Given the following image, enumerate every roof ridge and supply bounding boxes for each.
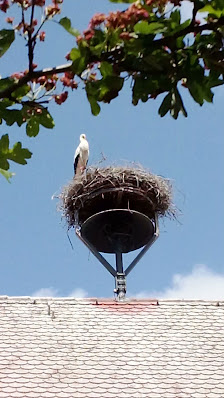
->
[0,296,223,306]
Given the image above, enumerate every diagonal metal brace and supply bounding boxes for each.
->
[125,213,159,276]
[76,228,116,277]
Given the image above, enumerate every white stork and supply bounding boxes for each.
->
[74,134,89,176]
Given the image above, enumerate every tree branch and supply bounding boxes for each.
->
[1,16,224,101]
[156,17,224,48]
[28,0,35,73]
[0,63,72,99]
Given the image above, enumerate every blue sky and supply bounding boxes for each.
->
[0,1,224,299]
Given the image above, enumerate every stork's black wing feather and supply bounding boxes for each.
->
[74,153,80,175]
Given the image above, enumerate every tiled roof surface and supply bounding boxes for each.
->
[0,297,224,398]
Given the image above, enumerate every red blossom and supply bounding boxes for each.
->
[65,52,71,60]
[89,73,97,81]
[15,22,23,31]
[106,4,149,29]
[64,71,74,79]
[60,76,71,87]
[23,20,37,34]
[60,72,77,89]
[34,0,45,5]
[76,35,83,44]
[70,81,78,89]
[54,91,68,105]
[35,108,42,114]
[6,16,14,23]
[23,63,38,75]
[181,78,187,87]
[120,32,132,40]
[37,75,58,90]
[39,31,46,41]
[51,74,58,81]
[45,5,60,16]
[11,72,25,79]
[37,76,47,84]
[170,0,181,5]
[83,29,94,41]
[12,0,30,7]
[0,0,9,12]
[89,13,106,29]
[45,81,55,91]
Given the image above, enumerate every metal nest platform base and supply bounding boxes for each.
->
[76,209,159,300]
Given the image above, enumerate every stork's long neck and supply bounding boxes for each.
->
[80,139,89,151]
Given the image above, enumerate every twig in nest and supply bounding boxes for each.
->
[59,166,176,228]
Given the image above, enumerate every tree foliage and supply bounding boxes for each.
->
[0,0,224,180]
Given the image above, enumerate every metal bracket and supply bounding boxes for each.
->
[114,273,126,300]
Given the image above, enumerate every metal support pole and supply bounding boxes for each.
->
[116,252,123,273]
[76,228,116,277]
[125,214,159,276]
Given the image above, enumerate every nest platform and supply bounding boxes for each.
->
[60,166,174,228]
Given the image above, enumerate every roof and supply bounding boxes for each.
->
[0,296,224,398]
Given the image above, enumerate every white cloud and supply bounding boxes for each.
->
[31,286,88,298]
[32,287,59,297]
[134,265,224,300]
[69,288,88,298]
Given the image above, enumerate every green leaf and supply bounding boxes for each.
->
[0,133,9,152]
[0,156,9,170]
[0,134,32,174]
[159,88,187,119]
[159,92,172,117]
[0,29,15,58]
[87,95,101,116]
[132,76,160,104]
[59,17,80,37]
[11,84,30,99]
[8,142,32,165]
[0,77,15,93]
[0,168,14,182]
[0,98,13,108]
[172,88,187,118]
[187,80,213,105]
[37,108,55,129]
[199,5,224,17]
[134,21,166,35]
[170,9,181,25]
[26,117,40,137]
[100,62,114,78]
[70,48,81,61]
[70,48,87,74]
[0,108,24,126]
[98,76,124,102]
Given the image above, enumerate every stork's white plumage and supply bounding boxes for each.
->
[74,134,89,176]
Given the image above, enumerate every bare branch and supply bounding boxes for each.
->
[28,0,35,73]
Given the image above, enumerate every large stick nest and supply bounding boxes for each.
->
[60,166,175,228]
